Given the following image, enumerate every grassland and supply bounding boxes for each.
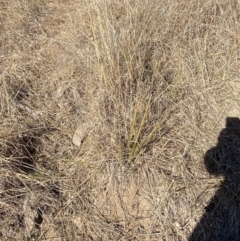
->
[0,0,240,240]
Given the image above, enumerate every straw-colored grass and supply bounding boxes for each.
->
[1,0,240,240]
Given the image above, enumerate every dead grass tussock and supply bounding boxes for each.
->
[0,0,240,240]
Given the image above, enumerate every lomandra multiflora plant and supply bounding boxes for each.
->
[86,0,182,166]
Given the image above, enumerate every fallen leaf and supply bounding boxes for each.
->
[72,123,90,146]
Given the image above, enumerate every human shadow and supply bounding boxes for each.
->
[189,117,240,241]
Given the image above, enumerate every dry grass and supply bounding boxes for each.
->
[0,0,240,240]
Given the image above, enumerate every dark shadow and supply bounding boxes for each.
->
[6,134,39,173]
[189,117,240,241]
[2,127,57,174]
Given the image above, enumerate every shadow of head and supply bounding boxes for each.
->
[204,117,240,176]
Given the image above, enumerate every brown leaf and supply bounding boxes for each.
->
[72,123,90,146]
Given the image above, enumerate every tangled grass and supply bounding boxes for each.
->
[0,0,240,240]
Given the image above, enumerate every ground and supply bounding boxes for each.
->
[0,0,240,240]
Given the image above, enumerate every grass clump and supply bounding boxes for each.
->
[85,0,183,167]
